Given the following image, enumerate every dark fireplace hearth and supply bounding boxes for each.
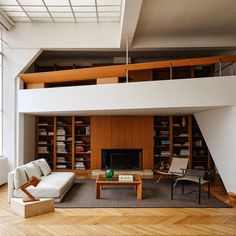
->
[102,149,142,170]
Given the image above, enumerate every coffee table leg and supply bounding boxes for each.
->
[96,184,101,199]
[137,183,142,200]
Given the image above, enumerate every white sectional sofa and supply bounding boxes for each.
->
[8,159,76,203]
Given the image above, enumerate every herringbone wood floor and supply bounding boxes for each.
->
[0,180,236,236]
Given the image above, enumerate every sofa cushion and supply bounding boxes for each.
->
[32,160,43,176]
[14,166,28,190]
[24,162,41,180]
[38,159,51,176]
[14,172,75,198]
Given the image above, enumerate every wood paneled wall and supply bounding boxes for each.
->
[91,116,153,169]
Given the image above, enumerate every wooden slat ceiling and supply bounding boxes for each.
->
[19,55,236,84]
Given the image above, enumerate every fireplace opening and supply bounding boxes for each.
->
[102,149,142,170]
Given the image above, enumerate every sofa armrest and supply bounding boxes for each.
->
[0,157,8,185]
[8,171,15,204]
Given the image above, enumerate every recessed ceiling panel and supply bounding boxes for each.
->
[0,0,123,22]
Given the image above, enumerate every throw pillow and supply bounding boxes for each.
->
[24,162,41,180]
[14,166,28,190]
[32,160,42,176]
[38,159,51,176]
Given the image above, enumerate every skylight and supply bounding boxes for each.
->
[0,0,122,23]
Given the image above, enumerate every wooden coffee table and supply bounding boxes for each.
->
[96,174,142,200]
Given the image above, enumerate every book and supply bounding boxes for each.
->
[118,175,133,182]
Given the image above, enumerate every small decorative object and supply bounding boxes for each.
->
[105,169,114,179]
[20,176,40,202]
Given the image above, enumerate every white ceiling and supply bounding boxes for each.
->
[0,0,122,23]
[132,0,236,49]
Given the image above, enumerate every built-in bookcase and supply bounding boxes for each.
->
[153,115,212,171]
[35,115,91,173]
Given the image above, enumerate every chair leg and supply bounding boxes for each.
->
[171,174,174,200]
[156,175,162,184]
[199,178,201,204]
[208,181,210,199]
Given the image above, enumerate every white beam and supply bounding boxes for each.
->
[0,10,14,30]
[120,0,143,49]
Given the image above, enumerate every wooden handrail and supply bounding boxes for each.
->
[19,55,236,84]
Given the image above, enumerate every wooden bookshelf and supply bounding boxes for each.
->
[36,115,212,173]
[153,115,212,171]
[35,115,91,173]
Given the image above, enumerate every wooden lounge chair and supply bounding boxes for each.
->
[155,157,189,183]
[171,169,211,204]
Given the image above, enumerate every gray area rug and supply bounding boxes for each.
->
[56,180,230,208]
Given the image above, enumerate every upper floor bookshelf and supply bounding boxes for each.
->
[20,55,236,89]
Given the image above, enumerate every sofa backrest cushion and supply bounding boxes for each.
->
[32,160,43,176]
[38,159,51,176]
[14,166,28,190]
[24,162,41,180]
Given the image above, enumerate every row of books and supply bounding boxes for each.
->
[194,139,204,147]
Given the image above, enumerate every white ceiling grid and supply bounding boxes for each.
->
[0,0,122,22]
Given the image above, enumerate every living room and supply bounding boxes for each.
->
[1,0,236,235]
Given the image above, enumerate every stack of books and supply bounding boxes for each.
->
[57,156,66,163]
[160,150,170,156]
[57,142,67,153]
[38,122,48,126]
[38,129,47,135]
[75,162,85,170]
[75,120,83,125]
[161,140,170,146]
[75,145,84,154]
[159,130,169,137]
[118,175,133,182]
[180,149,189,155]
[38,141,47,145]
[56,164,67,169]
[38,146,49,153]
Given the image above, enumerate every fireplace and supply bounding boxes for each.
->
[102,149,142,170]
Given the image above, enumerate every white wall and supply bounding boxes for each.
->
[4,23,121,49]
[18,76,236,114]
[195,107,236,193]
[22,114,35,165]
[3,47,40,170]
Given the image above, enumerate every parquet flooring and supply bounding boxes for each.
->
[0,179,236,236]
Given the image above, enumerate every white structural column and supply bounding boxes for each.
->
[195,107,236,193]
[3,47,41,170]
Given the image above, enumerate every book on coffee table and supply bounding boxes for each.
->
[118,175,133,182]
